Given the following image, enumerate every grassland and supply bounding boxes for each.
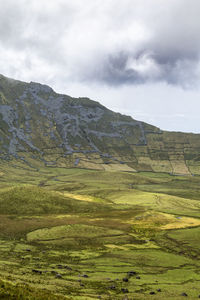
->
[1,162,200,299]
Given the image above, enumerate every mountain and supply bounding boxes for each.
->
[0,74,200,175]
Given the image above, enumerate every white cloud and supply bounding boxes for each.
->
[0,0,199,132]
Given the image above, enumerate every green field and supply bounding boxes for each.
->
[1,163,200,299]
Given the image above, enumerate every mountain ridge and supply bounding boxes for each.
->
[0,74,200,175]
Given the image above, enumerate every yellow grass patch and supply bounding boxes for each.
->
[54,214,78,219]
[105,242,159,250]
[170,159,191,175]
[126,211,200,230]
[62,192,96,202]
[78,160,104,170]
[138,157,172,173]
[102,163,136,172]
[109,189,200,213]
[105,244,128,250]
[161,216,200,230]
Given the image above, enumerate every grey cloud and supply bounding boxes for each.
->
[80,50,199,88]
[0,0,200,88]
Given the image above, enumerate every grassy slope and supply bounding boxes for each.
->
[1,164,200,299]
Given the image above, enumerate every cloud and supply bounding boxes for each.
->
[0,0,200,88]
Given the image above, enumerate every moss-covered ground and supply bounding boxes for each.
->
[1,163,200,299]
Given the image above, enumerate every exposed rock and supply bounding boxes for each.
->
[32,269,42,275]
[181,293,188,297]
[109,285,116,290]
[121,288,129,293]
[149,291,156,295]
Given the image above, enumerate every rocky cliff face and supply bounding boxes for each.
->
[0,74,200,174]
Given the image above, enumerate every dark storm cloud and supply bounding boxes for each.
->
[93,52,146,85]
[0,0,200,87]
[98,51,199,87]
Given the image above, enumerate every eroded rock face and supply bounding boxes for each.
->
[0,74,200,174]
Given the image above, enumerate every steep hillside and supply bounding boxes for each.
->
[0,74,200,174]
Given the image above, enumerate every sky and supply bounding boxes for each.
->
[0,0,199,133]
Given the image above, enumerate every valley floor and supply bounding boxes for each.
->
[1,163,200,299]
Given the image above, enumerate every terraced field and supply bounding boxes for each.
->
[1,164,200,299]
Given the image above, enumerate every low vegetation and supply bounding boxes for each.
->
[1,163,200,299]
